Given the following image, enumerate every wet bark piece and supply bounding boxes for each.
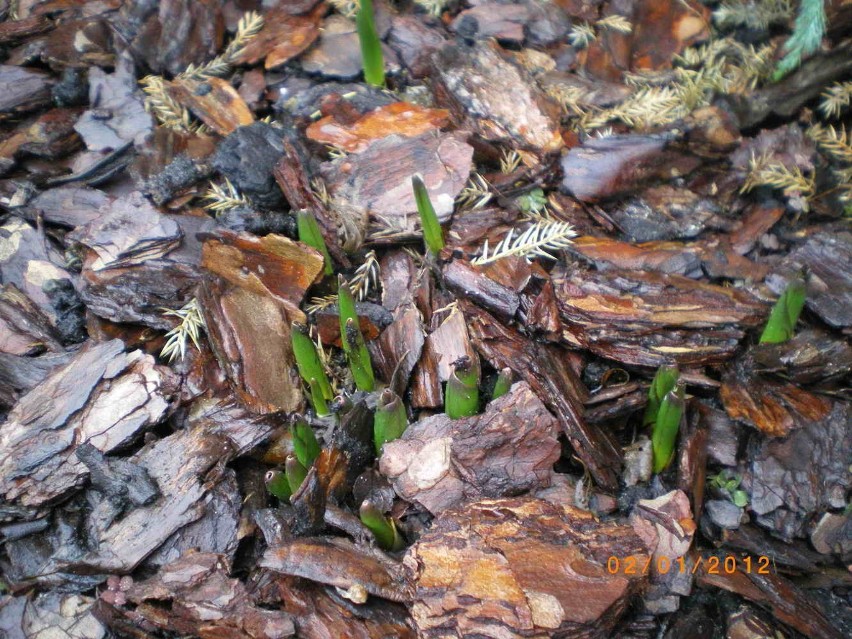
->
[560,134,701,202]
[405,497,648,638]
[199,278,304,414]
[0,351,74,408]
[371,303,425,392]
[752,329,852,385]
[0,217,70,321]
[443,260,520,320]
[0,65,53,117]
[450,3,531,42]
[116,552,295,639]
[698,568,844,639]
[74,52,152,152]
[70,191,182,271]
[307,102,451,153]
[550,265,764,367]
[0,284,63,355]
[169,76,255,136]
[571,236,704,277]
[0,339,176,507]
[201,229,323,317]
[212,122,286,208]
[387,15,447,78]
[630,0,710,70]
[26,186,110,229]
[431,40,563,153]
[301,15,399,80]
[767,231,852,329]
[232,3,324,69]
[0,108,82,173]
[462,301,622,490]
[380,382,559,514]
[720,355,832,437]
[746,401,849,541]
[0,14,53,45]
[129,0,223,76]
[610,185,721,243]
[321,130,472,235]
[419,307,476,384]
[21,593,106,639]
[273,576,415,639]
[261,537,411,603]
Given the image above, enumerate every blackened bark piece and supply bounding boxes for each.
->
[169,76,254,136]
[431,40,563,153]
[380,382,560,514]
[74,52,152,152]
[0,284,63,355]
[0,217,70,322]
[76,442,160,514]
[199,279,304,414]
[273,576,415,638]
[550,265,765,367]
[698,567,844,639]
[112,552,295,638]
[0,65,53,117]
[321,130,473,236]
[560,134,701,201]
[746,401,849,541]
[609,185,721,243]
[443,260,520,320]
[720,355,832,437]
[129,0,224,77]
[201,229,323,317]
[70,192,182,271]
[261,537,411,603]
[212,122,286,208]
[766,231,852,329]
[405,497,648,638]
[290,448,349,536]
[0,339,176,507]
[463,300,622,490]
[753,329,852,385]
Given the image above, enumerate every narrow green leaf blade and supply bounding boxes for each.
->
[291,419,322,468]
[356,0,385,87]
[759,278,806,344]
[651,384,684,474]
[412,175,444,254]
[297,209,333,276]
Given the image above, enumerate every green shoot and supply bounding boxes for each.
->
[374,389,408,454]
[772,0,826,81]
[264,469,292,501]
[446,356,479,419]
[338,275,375,391]
[291,322,334,402]
[309,379,330,416]
[710,471,749,508]
[412,175,444,254]
[285,454,308,494]
[759,278,806,344]
[297,210,333,276]
[291,419,322,468]
[356,0,385,87]
[491,368,513,401]
[359,500,404,551]
[651,383,685,474]
[643,365,679,428]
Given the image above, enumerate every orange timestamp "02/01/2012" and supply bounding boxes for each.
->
[606,554,774,576]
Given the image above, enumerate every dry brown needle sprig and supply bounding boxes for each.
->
[741,152,816,204]
[141,11,264,132]
[472,220,576,266]
[160,298,206,362]
[807,124,852,164]
[820,82,852,119]
[457,173,493,210]
[203,178,251,212]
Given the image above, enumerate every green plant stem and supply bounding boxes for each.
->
[446,356,479,419]
[374,389,408,454]
[356,0,385,87]
[291,322,333,401]
[643,365,679,427]
[309,378,330,416]
[759,278,806,344]
[412,175,444,254]
[491,368,513,401]
[264,469,292,501]
[651,384,685,473]
[291,419,322,468]
[359,500,404,551]
[297,210,333,276]
[338,276,375,391]
[285,454,308,494]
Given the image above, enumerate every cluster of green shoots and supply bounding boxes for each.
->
[644,365,685,474]
[709,470,749,508]
[265,419,322,502]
